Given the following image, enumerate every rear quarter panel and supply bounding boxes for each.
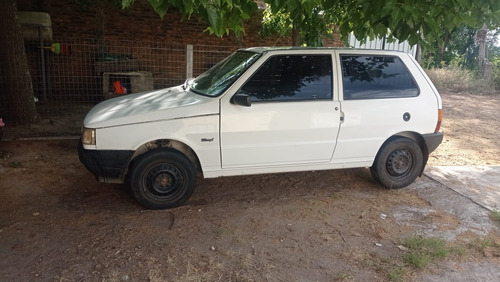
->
[332,51,441,163]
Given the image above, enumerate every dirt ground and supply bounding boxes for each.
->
[0,92,499,281]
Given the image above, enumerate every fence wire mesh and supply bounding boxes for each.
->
[26,39,236,103]
[0,39,236,139]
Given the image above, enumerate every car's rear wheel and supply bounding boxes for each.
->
[371,137,424,189]
[129,149,196,209]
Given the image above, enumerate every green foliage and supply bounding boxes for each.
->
[260,5,292,38]
[491,46,500,90]
[421,25,479,69]
[123,0,258,37]
[344,0,499,49]
[125,0,500,49]
[387,266,406,282]
[261,0,499,47]
[261,0,335,46]
[490,210,500,222]
[8,161,23,168]
[468,236,500,257]
[403,236,450,268]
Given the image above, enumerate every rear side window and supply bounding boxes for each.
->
[340,55,419,100]
[238,55,332,102]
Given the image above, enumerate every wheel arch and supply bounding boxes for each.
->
[129,139,202,176]
[377,131,429,176]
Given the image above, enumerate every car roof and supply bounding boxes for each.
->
[240,46,407,55]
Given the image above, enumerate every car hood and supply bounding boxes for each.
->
[84,86,219,128]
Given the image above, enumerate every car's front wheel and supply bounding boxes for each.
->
[371,137,424,189]
[129,149,196,209]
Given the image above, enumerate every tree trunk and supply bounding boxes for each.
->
[476,24,491,79]
[291,23,301,46]
[415,44,422,63]
[438,31,451,63]
[0,0,39,125]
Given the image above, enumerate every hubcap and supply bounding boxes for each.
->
[145,164,184,197]
[386,149,413,177]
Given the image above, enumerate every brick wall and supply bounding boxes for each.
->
[17,0,344,104]
[18,0,343,48]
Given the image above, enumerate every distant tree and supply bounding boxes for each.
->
[0,0,38,125]
[421,25,479,69]
[421,26,500,71]
[491,43,500,89]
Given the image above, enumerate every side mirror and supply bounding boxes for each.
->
[231,93,251,107]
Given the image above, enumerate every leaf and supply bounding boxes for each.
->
[323,0,335,10]
[148,0,170,18]
[121,0,135,9]
[206,5,224,37]
[391,7,402,25]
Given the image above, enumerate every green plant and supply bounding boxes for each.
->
[469,237,499,253]
[213,226,225,239]
[334,272,352,281]
[490,210,500,223]
[8,161,22,168]
[388,266,406,282]
[492,53,500,90]
[403,236,450,268]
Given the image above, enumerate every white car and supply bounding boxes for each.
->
[79,47,443,209]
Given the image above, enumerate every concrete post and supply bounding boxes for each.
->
[186,44,193,79]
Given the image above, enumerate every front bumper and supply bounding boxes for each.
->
[78,141,135,183]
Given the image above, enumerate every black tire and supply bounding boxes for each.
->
[129,149,196,209]
[370,137,424,189]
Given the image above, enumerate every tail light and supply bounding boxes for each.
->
[434,109,442,133]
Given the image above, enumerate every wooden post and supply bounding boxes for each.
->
[476,24,492,80]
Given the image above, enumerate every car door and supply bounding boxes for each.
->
[220,52,341,168]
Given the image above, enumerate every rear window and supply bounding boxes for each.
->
[340,55,419,100]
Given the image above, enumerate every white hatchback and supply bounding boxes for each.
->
[79,47,443,209]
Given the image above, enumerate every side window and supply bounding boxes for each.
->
[238,55,332,102]
[340,55,419,100]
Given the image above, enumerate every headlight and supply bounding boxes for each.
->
[81,127,96,145]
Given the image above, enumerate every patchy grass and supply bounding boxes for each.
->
[489,210,500,223]
[387,266,406,282]
[368,234,495,281]
[403,236,450,268]
[8,161,23,168]
[148,268,163,282]
[334,272,352,281]
[468,237,500,257]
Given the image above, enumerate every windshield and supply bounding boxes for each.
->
[189,51,261,97]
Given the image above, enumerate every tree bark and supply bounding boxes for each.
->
[291,23,301,46]
[0,0,39,125]
[476,24,490,78]
[438,31,451,63]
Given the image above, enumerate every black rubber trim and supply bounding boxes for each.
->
[78,141,134,183]
[422,132,444,154]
